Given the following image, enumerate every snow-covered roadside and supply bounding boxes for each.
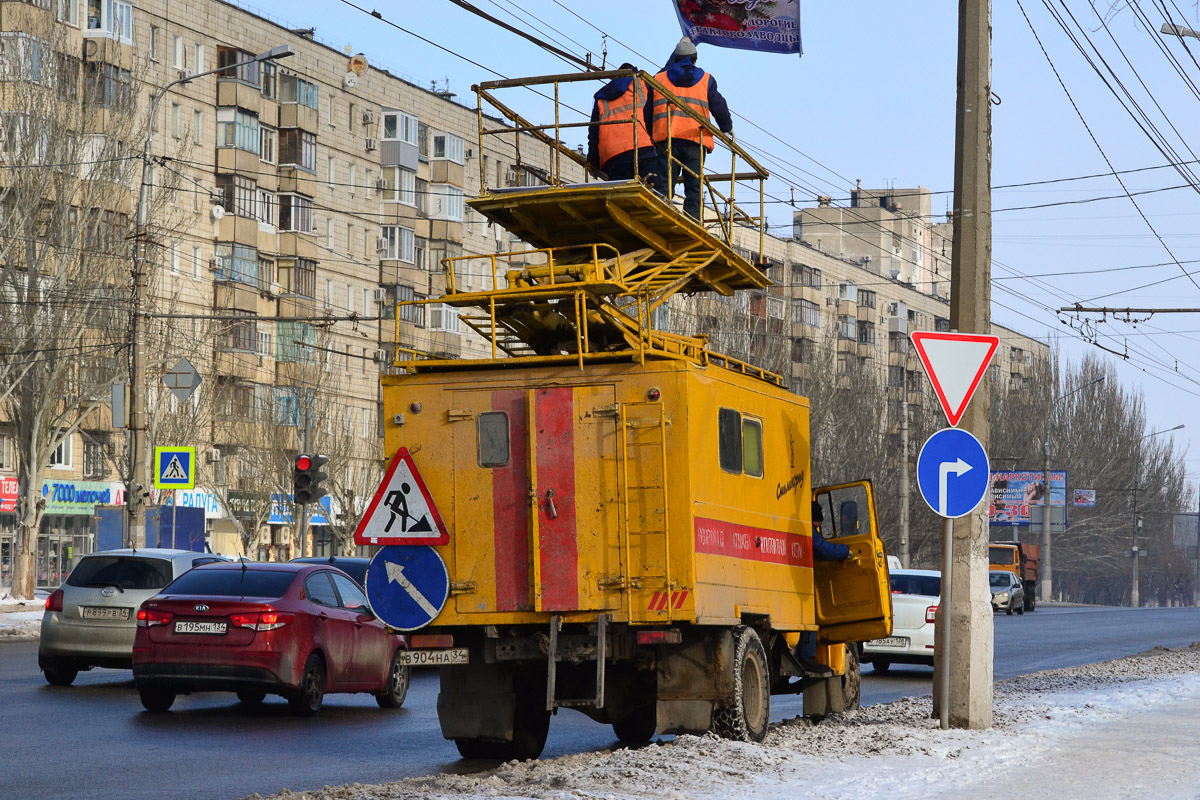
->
[241,643,1200,800]
[0,594,43,639]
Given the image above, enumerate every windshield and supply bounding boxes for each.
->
[889,573,940,597]
[990,573,1011,588]
[162,569,296,598]
[67,556,173,591]
[989,547,1015,565]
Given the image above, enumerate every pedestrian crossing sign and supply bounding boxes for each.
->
[154,447,196,489]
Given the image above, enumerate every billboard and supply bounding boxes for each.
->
[1072,488,1096,508]
[671,0,802,55]
[988,470,1067,527]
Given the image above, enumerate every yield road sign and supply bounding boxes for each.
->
[355,448,449,546]
[911,331,999,427]
[916,428,990,518]
[364,545,450,632]
[154,447,195,490]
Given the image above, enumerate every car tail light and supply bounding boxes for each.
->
[45,589,64,613]
[230,608,293,631]
[137,608,174,627]
[926,605,938,624]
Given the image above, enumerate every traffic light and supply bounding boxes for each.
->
[293,454,328,505]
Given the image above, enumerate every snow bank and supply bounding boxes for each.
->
[239,644,1200,800]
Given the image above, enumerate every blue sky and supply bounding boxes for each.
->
[242,0,1200,486]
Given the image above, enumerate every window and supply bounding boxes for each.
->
[280,74,318,109]
[476,412,510,467]
[382,111,418,143]
[49,433,72,468]
[214,243,258,285]
[791,337,813,364]
[278,193,313,233]
[216,107,259,153]
[169,243,179,274]
[415,178,428,214]
[259,125,276,164]
[394,284,425,325]
[276,320,316,361]
[857,321,876,346]
[889,333,908,354]
[859,289,877,309]
[305,572,339,607]
[801,265,822,288]
[432,132,464,163]
[838,282,858,303]
[0,433,14,470]
[888,365,905,387]
[327,155,335,188]
[742,418,763,478]
[326,217,334,250]
[717,408,741,474]
[84,62,131,110]
[261,61,277,99]
[55,52,80,101]
[348,164,357,196]
[936,316,951,333]
[418,122,429,158]
[430,184,464,221]
[192,246,202,279]
[381,225,415,262]
[838,315,856,340]
[767,297,785,320]
[169,103,181,139]
[216,174,256,218]
[793,298,820,328]
[274,387,307,426]
[384,167,416,205]
[279,129,316,171]
[226,309,256,352]
[172,34,183,69]
[58,0,80,25]
[348,102,357,131]
[84,0,132,43]
[148,25,159,60]
[428,303,460,333]
[193,109,202,145]
[255,188,275,226]
[195,44,205,73]
[277,258,316,299]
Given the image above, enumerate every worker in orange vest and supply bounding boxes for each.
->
[646,38,733,220]
[586,63,661,184]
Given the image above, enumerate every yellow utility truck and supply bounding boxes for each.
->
[364,71,892,759]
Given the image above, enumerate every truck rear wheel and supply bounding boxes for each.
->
[712,626,770,743]
[454,685,551,761]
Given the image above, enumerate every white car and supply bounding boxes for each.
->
[861,568,940,672]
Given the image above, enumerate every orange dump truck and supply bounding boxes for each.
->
[988,542,1040,611]
[361,70,892,760]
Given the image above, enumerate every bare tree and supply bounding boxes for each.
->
[0,22,148,598]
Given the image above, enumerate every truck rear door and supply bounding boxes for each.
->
[812,481,892,644]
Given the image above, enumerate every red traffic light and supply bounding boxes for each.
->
[296,455,311,471]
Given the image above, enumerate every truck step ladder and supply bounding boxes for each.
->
[545,613,608,711]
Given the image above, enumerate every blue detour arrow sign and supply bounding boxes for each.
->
[916,428,990,519]
[364,545,450,632]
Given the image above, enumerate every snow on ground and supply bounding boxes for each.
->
[0,594,43,639]
[241,643,1200,800]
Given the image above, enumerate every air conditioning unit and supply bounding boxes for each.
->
[178,69,195,81]
[362,110,377,125]
[269,281,282,296]
[371,287,387,303]
[205,448,220,463]
[375,236,388,253]
[208,258,220,271]
[373,348,389,363]
[365,137,378,151]
[464,147,474,159]
[374,178,387,190]
[504,168,519,187]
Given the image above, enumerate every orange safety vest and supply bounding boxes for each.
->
[651,70,714,151]
[596,77,653,166]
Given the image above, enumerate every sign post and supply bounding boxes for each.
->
[911,330,998,730]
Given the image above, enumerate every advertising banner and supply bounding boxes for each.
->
[1072,488,1096,508]
[988,470,1067,527]
[42,480,121,515]
[0,475,16,512]
[672,0,802,55]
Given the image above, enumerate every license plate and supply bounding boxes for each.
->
[174,620,227,635]
[81,606,131,621]
[868,636,909,648]
[398,648,469,666]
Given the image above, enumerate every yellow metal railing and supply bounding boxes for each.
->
[472,69,769,255]
[441,243,627,295]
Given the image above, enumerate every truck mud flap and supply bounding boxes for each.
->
[437,663,516,741]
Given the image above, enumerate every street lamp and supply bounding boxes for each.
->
[1040,374,1105,603]
[126,45,294,546]
[1161,21,1200,40]
[1130,423,1185,607]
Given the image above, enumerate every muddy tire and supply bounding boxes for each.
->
[839,643,862,711]
[288,654,326,716]
[712,626,770,743]
[375,651,411,709]
[612,704,657,743]
[42,662,78,687]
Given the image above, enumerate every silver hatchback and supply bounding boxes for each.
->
[38,549,229,685]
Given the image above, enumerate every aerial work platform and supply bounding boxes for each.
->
[393,70,778,383]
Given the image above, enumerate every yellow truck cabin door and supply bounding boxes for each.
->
[812,481,892,644]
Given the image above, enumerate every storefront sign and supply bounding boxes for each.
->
[42,480,120,515]
[1,475,16,513]
[163,489,225,519]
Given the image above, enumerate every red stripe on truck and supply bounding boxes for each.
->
[491,390,531,611]
[694,517,813,568]
[534,387,579,610]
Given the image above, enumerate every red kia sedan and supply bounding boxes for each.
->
[132,562,409,714]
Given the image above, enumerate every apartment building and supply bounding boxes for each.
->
[0,0,568,587]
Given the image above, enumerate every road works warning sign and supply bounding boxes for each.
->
[355,447,449,546]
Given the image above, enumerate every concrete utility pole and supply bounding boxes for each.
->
[943,0,993,730]
[899,393,911,568]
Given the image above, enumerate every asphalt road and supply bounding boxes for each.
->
[2,605,1198,800]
